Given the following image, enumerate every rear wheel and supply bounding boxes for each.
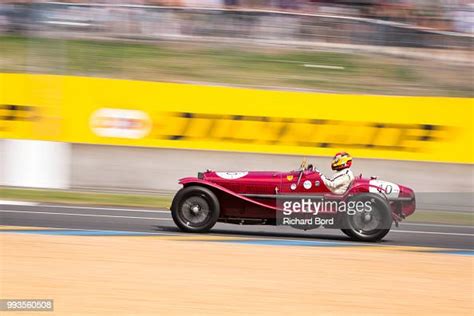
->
[171,186,220,233]
[341,193,392,242]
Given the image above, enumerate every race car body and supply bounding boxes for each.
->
[171,162,416,242]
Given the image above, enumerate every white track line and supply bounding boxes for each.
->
[0,200,38,206]
[4,203,471,229]
[402,222,473,229]
[6,204,472,230]
[0,210,172,221]
[2,210,473,237]
[303,64,345,70]
[390,230,473,237]
[15,204,170,213]
[0,225,174,236]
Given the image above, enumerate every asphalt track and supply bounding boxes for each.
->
[1,202,473,250]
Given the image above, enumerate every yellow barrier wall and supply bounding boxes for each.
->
[1,73,472,163]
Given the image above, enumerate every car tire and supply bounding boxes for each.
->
[341,193,392,242]
[171,185,220,233]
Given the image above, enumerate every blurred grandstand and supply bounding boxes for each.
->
[1,0,472,33]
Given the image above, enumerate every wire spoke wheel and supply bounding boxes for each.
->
[171,186,220,233]
[342,193,392,242]
[180,196,211,227]
[350,208,383,234]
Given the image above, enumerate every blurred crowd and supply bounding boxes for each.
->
[0,0,472,32]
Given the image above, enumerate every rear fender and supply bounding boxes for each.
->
[346,183,387,197]
[178,177,277,211]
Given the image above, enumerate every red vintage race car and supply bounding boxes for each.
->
[171,160,416,242]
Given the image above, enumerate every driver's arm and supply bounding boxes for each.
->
[320,174,347,192]
[316,170,350,193]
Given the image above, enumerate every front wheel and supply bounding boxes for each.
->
[171,186,220,233]
[341,193,392,242]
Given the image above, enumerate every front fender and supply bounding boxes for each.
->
[346,183,387,197]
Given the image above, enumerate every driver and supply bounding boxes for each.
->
[316,152,354,194]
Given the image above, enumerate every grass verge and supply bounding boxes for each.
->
[1,187,472,226]
[407,210,472,226]
[0,187,172,209]
[1,35,472,97]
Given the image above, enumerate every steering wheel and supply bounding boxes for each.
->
[299,158,307,170]
[297,158,307,186]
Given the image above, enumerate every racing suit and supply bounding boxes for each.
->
[318,168,354,195]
